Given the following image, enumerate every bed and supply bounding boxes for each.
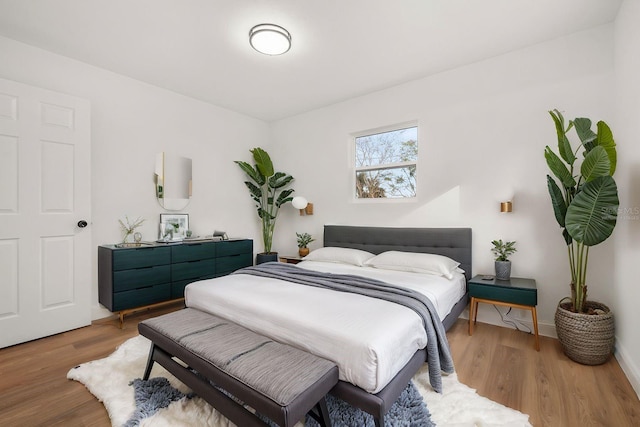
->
[184,225,472,426]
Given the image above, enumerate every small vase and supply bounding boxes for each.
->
[495,261,511,280]
[299,247,310,257]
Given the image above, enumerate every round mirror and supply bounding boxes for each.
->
[155,152,192,211]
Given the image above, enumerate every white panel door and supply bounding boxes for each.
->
[0,77,91,348]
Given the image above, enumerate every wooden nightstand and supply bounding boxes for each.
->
[279,255,303,264]
[468,275,539,351]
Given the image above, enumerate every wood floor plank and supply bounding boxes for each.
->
[0,305,638,426]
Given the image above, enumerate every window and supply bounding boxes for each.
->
[354,125,417,199]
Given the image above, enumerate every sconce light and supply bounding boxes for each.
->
[292,196,314,216]
[500,200,513,213]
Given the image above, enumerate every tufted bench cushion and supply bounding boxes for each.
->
[138,308,338,427]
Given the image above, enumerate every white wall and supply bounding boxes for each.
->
[0,36,270,319]
[613,0,640,397]
[271,25,616,338]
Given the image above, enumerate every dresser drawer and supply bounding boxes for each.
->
[171,259,216,282]
[216,253,253,276]
[171,242,216,263]
[217,240,253,257]
[113,283,171,311]
[112,247,171,271]
[113,265,171,292]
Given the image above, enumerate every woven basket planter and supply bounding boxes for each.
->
[555,300,615,365]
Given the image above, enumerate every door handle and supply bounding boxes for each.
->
[77,220,88,228]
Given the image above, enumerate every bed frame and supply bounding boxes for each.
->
[323,225,472,427]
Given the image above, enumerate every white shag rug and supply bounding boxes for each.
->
[67,336,531,427]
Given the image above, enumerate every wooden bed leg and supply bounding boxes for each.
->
[142,343,156,380]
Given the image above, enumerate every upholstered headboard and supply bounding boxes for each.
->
[323,225,472,281]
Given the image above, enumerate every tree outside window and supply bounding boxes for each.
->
[355,126,417,199]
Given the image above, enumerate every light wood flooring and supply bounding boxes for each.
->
[0,304,638,426]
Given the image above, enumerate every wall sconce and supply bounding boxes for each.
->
[499,189,514,213]
[500,200,513,213]
[292,196,313,215]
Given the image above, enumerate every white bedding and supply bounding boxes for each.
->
[184,261,465,393]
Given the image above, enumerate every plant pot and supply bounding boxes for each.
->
[555,300,615,365]
[256,252,278,265]
[494,261,511,280]
[298,247,309,257]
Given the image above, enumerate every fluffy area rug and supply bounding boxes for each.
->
[67,336,531,427]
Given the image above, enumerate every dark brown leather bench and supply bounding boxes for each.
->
[138,308,338,427]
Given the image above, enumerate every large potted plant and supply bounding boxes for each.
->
[545,109,618,365]
[235,147,294,264]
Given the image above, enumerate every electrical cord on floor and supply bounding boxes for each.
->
[493,305,532,334]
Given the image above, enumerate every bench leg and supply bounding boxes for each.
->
[374,414,384,427]
[142,343,156,380]
[315,397,331,427]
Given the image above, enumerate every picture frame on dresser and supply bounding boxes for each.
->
[159,213,189,240]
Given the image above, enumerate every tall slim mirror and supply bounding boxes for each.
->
[155,152,192,211]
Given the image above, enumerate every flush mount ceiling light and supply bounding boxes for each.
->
[249,23,291,55]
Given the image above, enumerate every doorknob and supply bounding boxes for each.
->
[77,220,88,228]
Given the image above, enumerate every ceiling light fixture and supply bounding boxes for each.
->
[249,23,291,55]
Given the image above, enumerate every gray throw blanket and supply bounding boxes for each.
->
[232,262,454,393]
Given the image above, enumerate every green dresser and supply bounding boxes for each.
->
[98,239,252,316]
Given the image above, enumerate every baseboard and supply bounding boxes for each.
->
[615,340,640,400]
[92,304,115,321]
[460,304,557,338]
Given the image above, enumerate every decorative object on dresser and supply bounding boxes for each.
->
[235,147,295,264]
[117,215,145,246]
[491,239,516,280]
[159,213,189,242]
[468,275,539,351]
[98,239,252,327]
[296,232,315,257]
[545,109,618,365]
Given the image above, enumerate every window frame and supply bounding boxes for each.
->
[351,121,419,202]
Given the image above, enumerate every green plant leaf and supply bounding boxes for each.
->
[572,118,597,152]
[547,175,567,228]
[565,176,619,246]
[549,110,576,165]
[269,172,294,189]
[596,121,616,175]
[243,181,262,199]
[545,146,576,188]
[562,228,572,246]
[235,160,265,186]
[251,147,274,178]
[580,146,610,182]
[275,189,294,207]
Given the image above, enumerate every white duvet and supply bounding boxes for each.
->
[184,261,465,393]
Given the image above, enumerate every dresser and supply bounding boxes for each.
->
[98,239,252,325]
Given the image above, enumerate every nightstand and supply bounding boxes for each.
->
[279,255,303,264]
[468,275,539,351]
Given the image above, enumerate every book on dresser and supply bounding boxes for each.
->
[98,239,253,316]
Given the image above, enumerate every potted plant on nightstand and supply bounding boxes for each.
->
[235,147,295,264]
[545,109,618,365]
[491,239,516,280]
[296,232,315,257]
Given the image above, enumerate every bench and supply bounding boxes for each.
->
[138,308,338,427]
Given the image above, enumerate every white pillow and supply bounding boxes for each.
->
[364,251,461,279]
[303,247,375,266]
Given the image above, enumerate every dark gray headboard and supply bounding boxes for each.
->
[324,225,472,281]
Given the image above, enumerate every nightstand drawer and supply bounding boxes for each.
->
[112,247,171,270]
[469,283,537,306]
[171,242,216,263]
[113,265,171,292]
